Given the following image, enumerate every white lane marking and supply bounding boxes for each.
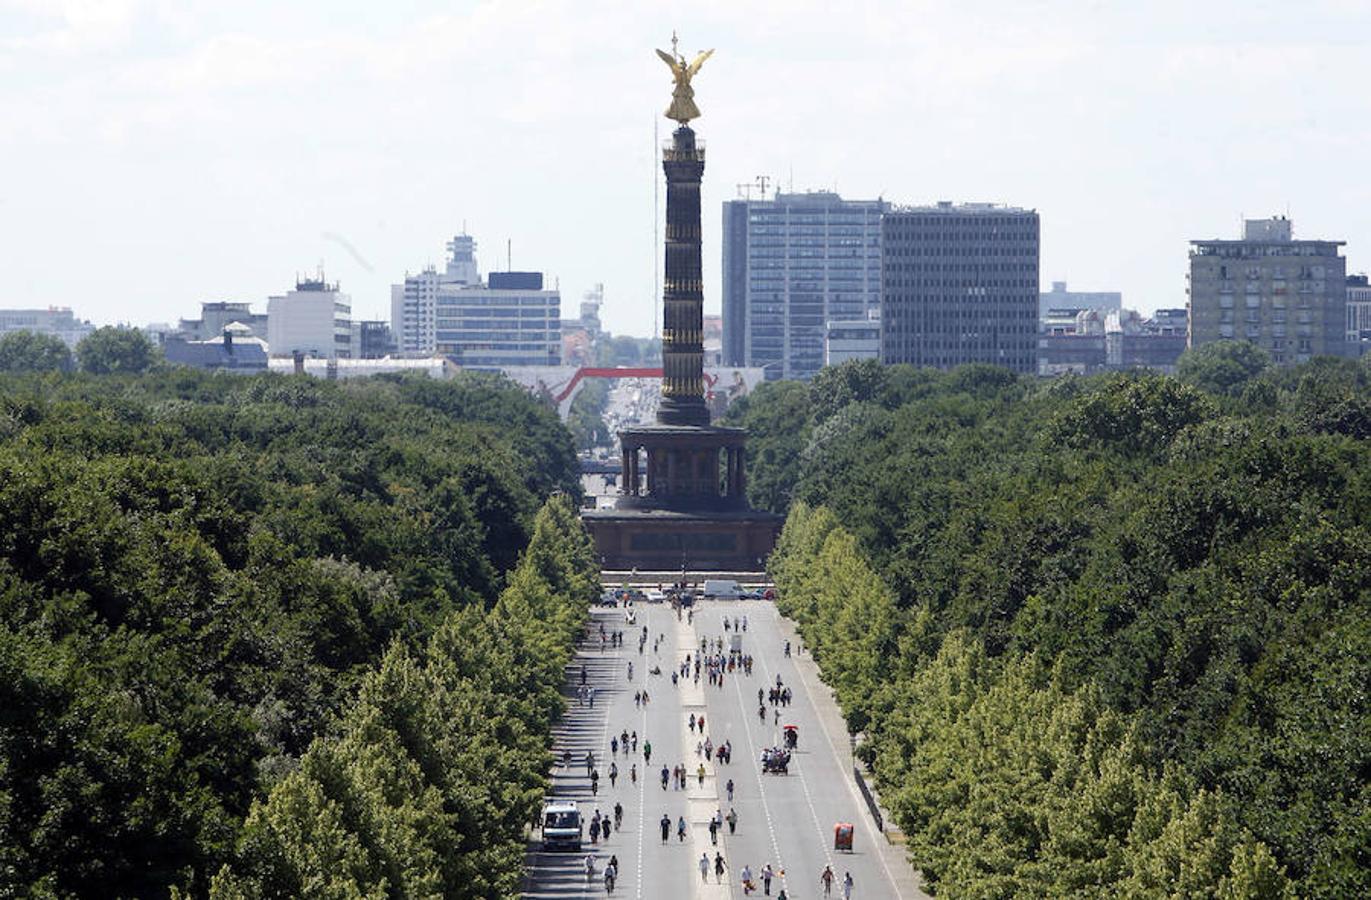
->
[744,610,833,884]
[762,603,906,896]
[634,607,651,900]
[706,606,788,895]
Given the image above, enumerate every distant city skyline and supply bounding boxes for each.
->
[2,1,1370,337]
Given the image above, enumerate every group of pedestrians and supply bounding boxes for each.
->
[553,601,868,898]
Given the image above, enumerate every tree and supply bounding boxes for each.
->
[1177,340,1271,396]
[0,330,72,373]
[76,326,159,374]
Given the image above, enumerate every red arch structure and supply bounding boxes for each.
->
[553,367,718,417]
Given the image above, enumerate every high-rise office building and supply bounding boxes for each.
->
[881,202,1039,372]
[1188,218,1348,365]
[722,191,885,379]
[266,277,352,359]
[435,271,561,367]
[391,234,480,356]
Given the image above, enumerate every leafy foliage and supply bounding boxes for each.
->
[75,325,161,374]
[758,357,1369,897]
[0,369,588,898]
[0,330,73,373]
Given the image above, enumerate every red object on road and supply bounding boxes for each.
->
[834,822,854,852]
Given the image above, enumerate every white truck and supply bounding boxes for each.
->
[702,579,744,600]
[540,799,583,851]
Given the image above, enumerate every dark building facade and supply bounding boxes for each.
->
[584,123,781,572]
[881,202,1039,372]
[357,320,395,359]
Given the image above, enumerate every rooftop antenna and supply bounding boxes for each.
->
[788,162,794,193]
[736,182,754,200]
[756,174,771,199]
[507,238,512,271]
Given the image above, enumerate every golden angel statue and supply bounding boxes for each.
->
[656,33,714,124]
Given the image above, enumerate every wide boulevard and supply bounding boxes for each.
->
[523,595,917,899]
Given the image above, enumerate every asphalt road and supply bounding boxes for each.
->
[524,600,906,899]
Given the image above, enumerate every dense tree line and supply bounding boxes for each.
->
[0,368,592,897]
[739,348,1371,897]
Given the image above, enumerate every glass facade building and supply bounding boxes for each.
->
[722,192,885,380]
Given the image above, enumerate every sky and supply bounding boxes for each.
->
[2,0,1370,337]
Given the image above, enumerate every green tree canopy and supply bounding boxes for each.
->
[0,330,72,373]
[1177,339,1271,396]
[76,325,160,374]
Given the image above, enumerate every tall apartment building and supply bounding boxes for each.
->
[434,271,560,367]
[722,191,885,380]
[266,276,352,359]
[881,202,1039,372]
[391,234,480,356]
[1188,218,1348,365]
[0,307,95,347]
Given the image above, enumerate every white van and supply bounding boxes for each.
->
[703,579,744,600]
[541,799,582,851]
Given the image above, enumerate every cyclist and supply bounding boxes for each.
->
[584,854,595,882]
[604,859,617,892]
[590,768,599,796]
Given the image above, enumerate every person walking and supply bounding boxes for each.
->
[609,761,618,788]
[761,863,775,895]
[660,813,671,842]
[714,852,728,883]
[727,807,738,834]
[726,777,735,801]
[820,863,836,896]
[699,853,710,882]
[677,815,688,842]
[697,762,706,787]
[614,801,623,830]
[643,740,651,765]
[843,871,854,899]
[708,817,719,846]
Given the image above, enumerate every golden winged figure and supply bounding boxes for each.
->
[656,32,714,124]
